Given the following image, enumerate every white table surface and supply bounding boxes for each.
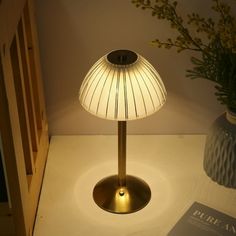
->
[33,135,236,236]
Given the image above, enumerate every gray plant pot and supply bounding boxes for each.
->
[203,111,236,188]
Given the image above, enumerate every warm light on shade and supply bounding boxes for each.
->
[79,50,166,121]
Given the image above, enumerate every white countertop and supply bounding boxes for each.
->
[34,135,236,236]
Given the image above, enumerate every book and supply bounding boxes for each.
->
[168,202,236,236]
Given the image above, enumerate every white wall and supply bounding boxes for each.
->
[35,0,224,135]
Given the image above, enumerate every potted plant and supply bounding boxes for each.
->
[132,0,236,188]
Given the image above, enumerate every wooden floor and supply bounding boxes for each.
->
[34,135,236,236]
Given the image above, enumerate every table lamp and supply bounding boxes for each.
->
[79,49,166,214]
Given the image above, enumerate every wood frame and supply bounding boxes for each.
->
[0,0,49,235]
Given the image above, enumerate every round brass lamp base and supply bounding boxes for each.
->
[93,175,151,214]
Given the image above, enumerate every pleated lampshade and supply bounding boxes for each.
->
[79,50,166,121]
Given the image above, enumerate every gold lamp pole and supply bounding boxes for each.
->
[79,50,166,214]
[118,121,126,188]
[93,121,151,213]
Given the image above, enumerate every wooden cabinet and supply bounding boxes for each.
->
[0,0,49,235]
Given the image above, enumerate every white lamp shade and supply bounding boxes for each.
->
[79,50,166,121]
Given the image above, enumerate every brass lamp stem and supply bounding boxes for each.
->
[93,120,151,213]
[118,121,126,187]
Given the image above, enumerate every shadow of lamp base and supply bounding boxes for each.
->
[93,175,151,214]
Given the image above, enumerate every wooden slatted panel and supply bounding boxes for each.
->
[0,202,15,236]
[0,50,28,236]
[23,1,42,131]
[10,35,34,178]
[0,0,49,235]
[0,151,8,202]
[18,16,39,154]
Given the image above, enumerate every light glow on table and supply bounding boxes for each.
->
[73,161,173,227]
